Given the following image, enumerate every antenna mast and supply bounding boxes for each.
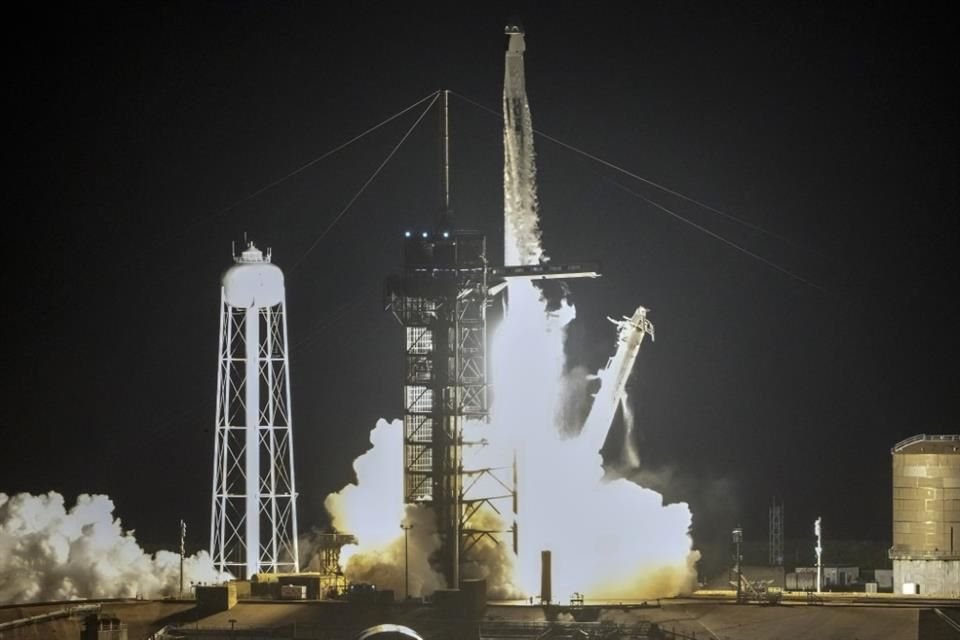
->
[440,89,451,225]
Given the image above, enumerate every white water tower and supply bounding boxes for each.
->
[210,242,299,578]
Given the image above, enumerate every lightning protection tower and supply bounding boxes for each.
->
[211,242,300,578]
[769,499,784,566]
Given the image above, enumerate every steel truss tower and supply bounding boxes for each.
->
[385,230,500,588]
[769,499,784,566]
[211,243,300,578]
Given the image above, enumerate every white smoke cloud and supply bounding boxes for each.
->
[0,491,227,605]
[324,419,445,597]
[556,365,595,439]
[458,505,523,600]
[493,284,698,601]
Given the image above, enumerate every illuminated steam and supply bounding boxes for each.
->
[493,283,698,600]
[324,419,445,597]
[0,492,226,604]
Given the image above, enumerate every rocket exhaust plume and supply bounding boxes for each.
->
[0,492,227,604]
[497,26,698,599]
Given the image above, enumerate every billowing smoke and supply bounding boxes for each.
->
[324,419,445,597]
[556,365,595,438]
[0,492,227,605]
[620,390,641,469]
[494,283,699,600]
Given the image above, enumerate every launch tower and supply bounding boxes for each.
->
[385,83,598,587]
[210,243,300,578]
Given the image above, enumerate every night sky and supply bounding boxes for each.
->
[4,2,956,571]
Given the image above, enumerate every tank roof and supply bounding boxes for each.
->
[891,434,960,454]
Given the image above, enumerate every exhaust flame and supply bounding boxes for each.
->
[0,492,227,604]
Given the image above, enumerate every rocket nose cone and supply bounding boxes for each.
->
[505,30,526,54]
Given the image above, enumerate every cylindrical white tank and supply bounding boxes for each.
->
[222,245,284,308]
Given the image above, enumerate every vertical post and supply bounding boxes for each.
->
[179,520,186,598]
[280,300,300,572]
[540,550,552,605]
[211,292,227,571]
[265,306,278,572]
[400,523,413,600]
[245,305,260,579]
[512,451,519,555]
[815,517,823,593]
[441,89,451,214]
[732,526,743,603]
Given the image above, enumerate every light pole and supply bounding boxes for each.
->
[179,519,186,599]
[732,526,743,603]
[400,523,414,601]
[814,517,823,593]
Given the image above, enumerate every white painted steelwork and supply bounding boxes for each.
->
[210,243,299,578]
[815,517,823,593]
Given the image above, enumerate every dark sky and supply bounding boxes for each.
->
[3,2,957,568]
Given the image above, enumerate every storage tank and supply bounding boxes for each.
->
[889,434,960,596]
[210,243,300,579]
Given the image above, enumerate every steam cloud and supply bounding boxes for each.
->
[324,420,445,597]
[0,491,227,605]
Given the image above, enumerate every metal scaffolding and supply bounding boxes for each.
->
[769,499,784,566]
[385,230,501,588]
[210,243,300,578]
